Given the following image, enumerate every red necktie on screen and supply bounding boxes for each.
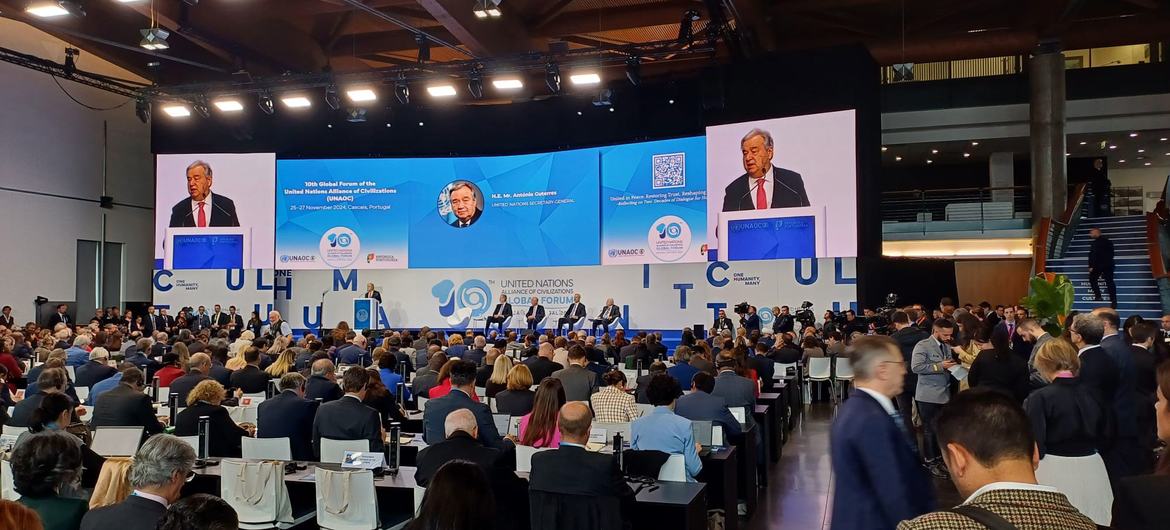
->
[197,201,207,227]
[755,177,767,209]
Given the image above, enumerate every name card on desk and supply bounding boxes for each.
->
[342,451,385,470]
[240,397,254,406]
[588,428,607,445]
[0,434,18,451]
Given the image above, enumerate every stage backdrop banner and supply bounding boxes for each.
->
[151,269,290,323]
[153,259,855,334]
[600,136,708,265]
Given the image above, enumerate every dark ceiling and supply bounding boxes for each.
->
[3,0,1169,89]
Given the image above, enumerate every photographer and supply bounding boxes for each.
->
[772,306,794,335]
[841,310,868,339]
[738,304,761,335]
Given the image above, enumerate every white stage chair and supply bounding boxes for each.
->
[807,357,833,403]
[319,438,369,464]
[242,437,293,461]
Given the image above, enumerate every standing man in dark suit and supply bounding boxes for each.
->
[484,294,513,336]
[258,373,319,461]
[90,367,165,436]
[1092,307,1148,476]
[167,160,240,228]
[721,128,809,212]
[311,368,384,456]
[524,297,545,333]
[551,345,599,402]
[79,434,196,530]
[226,306,245,340]
[47,303,71,329]
[830,336,934,530]
[210,304,228,332]
[1088,227,1118,308]
[712,309,734,336]
[890,311,928,423]
[555,293,587,337]
[364,283,382,303]
[739,305,761,335]
[1019,319,1053,388]
[422,360,506,448]
[590,298,621,336]
[994,306,1032,361]
[529,402,633,528]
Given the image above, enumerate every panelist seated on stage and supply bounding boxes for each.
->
[525,297,546,332]
[720,128,809,212]
[555,293,587,336]
[590,299,621,336]
[167,160,241,228]
[485,294,513,336]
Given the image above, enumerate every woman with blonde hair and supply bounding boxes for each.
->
[1024,337,1113,526]
[229,330,254,356]
[174,380,250,458]
[265,347,296,378]
[446,334,468,358]
[494,364,535,416]
[225,341,250,371]
[485,355,513,398]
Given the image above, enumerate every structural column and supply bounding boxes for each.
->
[989,152,1015,204]
[1029,40,1067,224]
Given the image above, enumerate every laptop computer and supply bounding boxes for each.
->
[691,420,714,457]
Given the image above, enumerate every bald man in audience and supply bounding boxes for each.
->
[168,353,211,406]
[305,359,344,402]
[530,402,634,523]
[524,342,562,384]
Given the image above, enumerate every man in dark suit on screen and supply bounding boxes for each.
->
[721,128,809,212]
[167,160,241,228]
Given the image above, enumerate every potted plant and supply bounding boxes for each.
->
[1019,273,1074,337]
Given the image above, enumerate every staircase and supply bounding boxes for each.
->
[1043,215,1162,318]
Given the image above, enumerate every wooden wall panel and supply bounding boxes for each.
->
[954,259,1033,307]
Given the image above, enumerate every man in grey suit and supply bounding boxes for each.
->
[1019,319,1052,388]
[551,345,599,402]
[911,318,961,479]
[711,352,757,431]
[675,372,742,437]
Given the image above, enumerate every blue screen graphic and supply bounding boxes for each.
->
[726,216,815,260]
[171,234,244,269]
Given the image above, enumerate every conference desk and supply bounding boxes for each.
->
[185,459,708,530]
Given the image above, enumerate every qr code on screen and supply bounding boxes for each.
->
[651,152,686,189]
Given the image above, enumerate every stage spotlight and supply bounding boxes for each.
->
[257,92,275,115]
[473,0,501,17]
[325,85,341,110]
[214,99,244,112]
[493,78,522,90]
[592,89,613,107]
[892,63,915,81]
[625,56,641,86]
[161,104,190,118]
[346,108,367,123]
[346,88,377,102]
[394,75,410,105]
[134,98,149,123]
[545,63,561,93]
[427,84,457,97]
[467,71,484,100]
[25,1,70,17]
[570,72,600,85]
[139,28,170,50]
[416,34,430,63]
[677,9,700,44]
[281,95,311,108]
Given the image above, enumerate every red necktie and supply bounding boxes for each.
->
[197,201,207,227]
[755,178,767,209]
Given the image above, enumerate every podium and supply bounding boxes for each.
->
[716,206,827,261]
[353,298,380,332]
[164,227,251,269]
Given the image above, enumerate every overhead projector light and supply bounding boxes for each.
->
[139,28,171,51]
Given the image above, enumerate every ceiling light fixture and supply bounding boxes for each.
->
[25,2,70,17]
[192,98,210,118]
[1079,141,1087,145]
[971,141,979,146]
[257,92,275,115]
[161,104,190,117]
[139,28,170,50]
[895,156,902,161]
[394,75,410,105]
[346,88,377,102]
[677,9,700,44]
[324,85,341,110]
[545,63,561,93]
[427,84,457,97]
[281,96,311,108]
[570,72,601,85]
[963,153,971,158]
[881,146,888,152]
[930,149,938,154]
[214,99,244,112]
[473,0,501,17]
[1130,132,1139,137]
[493,78,523,90]
[346,108,367,123]
[415,34,430,63]
[625,56,641,86]
[467,69,484,99]
[1109,145,1118,149]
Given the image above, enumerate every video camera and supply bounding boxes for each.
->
[733,302,750,315]
[794,301,816,330]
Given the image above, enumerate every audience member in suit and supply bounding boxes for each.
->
[631,375,702,481]
[550,344,599,402]
[912,318,962,478]
[229,348,271,395]
[646,334,667,361]
[335,333,371,367]
[524,342,562,384]
[207,346,233,389]
[890,311,929,421]
[675,371,743,438]
[311,367,384,457]
[124,338,161,380]
[1069,314,1123,480]
[555,293,587,337]
[967,325,1029,403]
[174,380,250,458]
[74,347,116,389]
[304,359,344,403]
[167,353,211,408]
[1093,307,1149,476]
[9,368,77,428]
[1020,318,1054,388]
[415,408,516,487]
[464,335,488,367]
[711,352,758,430]
[445,335,469,359]
[90,367,165,436]
[635,362,669,404]
[80,434,196,530]
[897,389,1095,530]
[475,350,498,388]
[1128,322,1160,461]
[749,342,775,392]
[257,372,319,461]
[1024,337,1115,526]
[1111,361,1170,530]
[494,364,537,417]
[413,353,446,399]
[423,360,506,449]
[831,336,934,530]
[530,402,634,530]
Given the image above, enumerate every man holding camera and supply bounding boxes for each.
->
[739,304,761,335]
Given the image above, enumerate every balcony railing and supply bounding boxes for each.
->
[881,43,1164,84]
[881,186,1031,235]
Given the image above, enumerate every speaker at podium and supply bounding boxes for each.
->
[353,298,380,332]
